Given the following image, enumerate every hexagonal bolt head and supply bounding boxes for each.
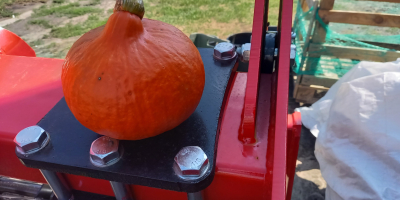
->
[90,136,122,167]
[213,42,237,62]
[173,146,209,180]
[14,125,50,154]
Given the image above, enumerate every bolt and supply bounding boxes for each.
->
[14,125,50,155]
[213,42,237,62]
[173,146,209,181]
[241,43,251,62]
[90,136,122,167]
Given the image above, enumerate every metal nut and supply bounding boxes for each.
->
[173,146,209,180]
[90,136,122,167]
[213,42,237,62]
[14,125,50,154]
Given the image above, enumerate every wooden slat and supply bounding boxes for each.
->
[320,0,335,10]
[360,41,400,51]
[301,0,309,12]
[319,10,400,27]
[357,0,400,3]
[308,44,400,62]
[311,0,334,43]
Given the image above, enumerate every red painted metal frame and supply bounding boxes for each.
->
[286,112,302,200]
[207,72,271,200]
[239,0,267,145]
[265,0,294,198]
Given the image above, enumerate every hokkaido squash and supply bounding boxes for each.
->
[61,0,205,140]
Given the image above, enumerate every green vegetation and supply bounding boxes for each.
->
[46,42,57,48]
[53,0,65,4]
[0,6,13,17]
[0,0,17,17]
[145,0,254,26]
[87,0,101,6]
[29,19,53,28]
[33,3,101,18]
[29,39,44,46]
[51,15,107,38]
[1,0,52,17]
[3,0,294,58]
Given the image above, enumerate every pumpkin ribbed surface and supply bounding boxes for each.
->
[61,9,205,140]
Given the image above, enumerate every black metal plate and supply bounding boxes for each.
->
[17,48,235,193]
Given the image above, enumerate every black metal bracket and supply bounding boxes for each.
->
[16,48,236,193]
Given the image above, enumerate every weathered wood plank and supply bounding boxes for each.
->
[308,44,400,62]
[319,10,400,28]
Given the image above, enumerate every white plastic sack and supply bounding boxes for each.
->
[297,60,400,200]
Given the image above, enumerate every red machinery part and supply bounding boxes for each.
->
[261,0,294,198]
[239,0,267,145]
[0,55,63,183]
[268,0,294,198]
[0,56,301,199]
[0,28,36,57]
[286,112,302,200]
[0,0,299,198]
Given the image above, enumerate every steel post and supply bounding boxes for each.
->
[187,191,203,200]
[40,170,73,200]
[110,181,134,200]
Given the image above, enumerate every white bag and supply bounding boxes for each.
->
[297,60,400,200]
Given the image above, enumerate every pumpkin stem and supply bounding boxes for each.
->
[114,0,145,19]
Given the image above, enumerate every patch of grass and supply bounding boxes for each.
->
[53,0,65,4]
[87,0,101,6]
[145,0,255,25]
[1,0,49,18]
[29,39,44,46]
[0,7,13,17]
[33,3,101,18]
[0,0,14,17]
[46,42,57,48]
[51,14,107,38]
[29,19,53,28]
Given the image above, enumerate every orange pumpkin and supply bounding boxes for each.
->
[61,0,205,140]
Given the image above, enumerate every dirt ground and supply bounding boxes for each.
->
[1,0,116,58]
[288,74,326,200]
[0,0,254,58]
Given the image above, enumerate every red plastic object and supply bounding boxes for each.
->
[0,28,36,57]
[239,0,267,145]
[0,55,63,183]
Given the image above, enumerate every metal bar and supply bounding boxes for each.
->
[40,170,73,200]
[110,181,134,200]
[239,0,268,145]
[300,1,318,69]
[265,0,293,198]
[285,112,302,199]
[0,176,42,197]
[187,191,203,200]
